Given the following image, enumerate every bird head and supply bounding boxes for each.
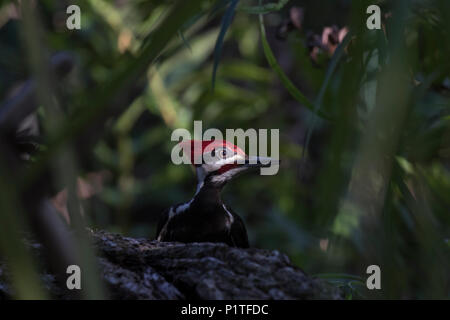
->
[178,139,277,187]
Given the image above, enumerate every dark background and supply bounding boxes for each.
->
[0,0,449,299]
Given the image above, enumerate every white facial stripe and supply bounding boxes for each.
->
[202,153,245,173]
[157,207,175,241]
[215,153,245,166]
[176,201,191,214]
[196,166,207,182]
[210,166,247,183]
[159,178,207,241]
[222,204,234,229]
[195,181,204,195]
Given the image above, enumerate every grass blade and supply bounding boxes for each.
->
[0,156,47,299]
[302,31,353,158]
[212,0,240,89]
[178,30,192,52]
[259,13,328,118]
[208,0,233,19]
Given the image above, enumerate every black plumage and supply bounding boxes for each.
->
[155,139,278,248]
[156,174,249,248]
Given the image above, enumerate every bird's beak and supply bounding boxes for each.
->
[244,156,280,168]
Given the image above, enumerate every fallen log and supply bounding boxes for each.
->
[0,230,342,300]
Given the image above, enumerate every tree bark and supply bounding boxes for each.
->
[0,230,342,300]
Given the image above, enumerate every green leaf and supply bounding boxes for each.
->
[212,0,240,89]
[302,31,353,157]
[21,0,207,189]
[259,13,328,118]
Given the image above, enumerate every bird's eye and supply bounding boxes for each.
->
[211,149,216,157]
[222,149,227,157]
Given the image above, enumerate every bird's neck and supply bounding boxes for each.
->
[191,179,222,207]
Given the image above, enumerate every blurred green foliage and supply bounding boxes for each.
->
[0,0,449,299]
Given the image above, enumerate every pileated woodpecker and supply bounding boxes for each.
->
[156,139,278,248]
